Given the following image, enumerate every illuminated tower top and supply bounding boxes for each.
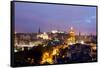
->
[69,27,75,37]
[70,27,73,30]
[67,27,76,45]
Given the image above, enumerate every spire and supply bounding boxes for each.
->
[79,32,81,36]
[38,27,41,34]
[79,31,81,41]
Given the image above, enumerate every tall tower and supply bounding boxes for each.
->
[67,27,76,45]
[79,32,81,40]
[38,27,41,34]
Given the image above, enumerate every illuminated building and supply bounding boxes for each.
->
[40,52,53,64]
[67,27,76,45]
[51,30,58,34]
[14,32,18,47]
[37,32,50,40]
[76,32,85,44]
[52,48,59,55]
[51,30,64,34]
[80,40,84,44]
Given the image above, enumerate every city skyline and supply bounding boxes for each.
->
[15,2,97,35]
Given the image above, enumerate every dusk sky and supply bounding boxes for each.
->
[15,2,97,35]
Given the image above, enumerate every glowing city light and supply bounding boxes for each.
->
[51,30,58,33]
[15,32,17,34]
[70,27,73,30]
[69,42,73,45]
[37,32,50,39]
[41,52,53,64]
[14,49,18,52]
[80,40,84,44]
[92,46,96,50]
[52,48,59,55]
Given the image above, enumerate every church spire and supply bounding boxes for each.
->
[38,27,41,34]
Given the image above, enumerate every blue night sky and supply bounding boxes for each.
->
[15,2,97,35]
